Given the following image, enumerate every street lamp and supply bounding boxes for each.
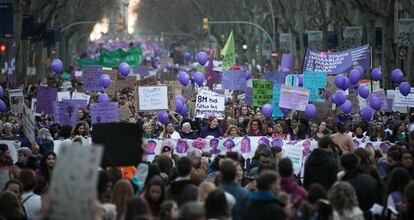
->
[242,44,248,50]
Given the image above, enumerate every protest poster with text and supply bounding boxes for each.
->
[195,90,225,119]
[62,99,88,111]
[53,101,79,127]
[303,44,370,75]
[82,65,103,92]
[23,105,35,143]
[221,70,247,90]
[394,88,414,108]
[8,89,24,113]
[365,90,389,111]
[303,71,327,103]
[135,86,169,111]
[252,80,273,107]
[90,102,120,124]
[279,85,310,111]
[36,86,57,114]
[272,83,284,118]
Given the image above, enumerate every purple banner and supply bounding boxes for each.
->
[245,87,253,106]
[303,44,371,75]
[221,70,247,90]
[261,71,289,86]
[52,101,79,127]
[90,102,120,124]
[36,86,57,114]
[62,99,88,111]
[82,65,103,91]
[279,85,310,111]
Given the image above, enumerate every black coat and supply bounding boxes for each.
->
[244,191,285,220]
[341,171,379,212]
[165,179,198,206]
[303,148,339,190]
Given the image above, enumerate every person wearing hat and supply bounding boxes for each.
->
[179,122,198,140]
[0,122,19,141]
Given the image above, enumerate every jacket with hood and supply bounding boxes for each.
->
[303,148,339,190]
[244,191,285,220]
[165,179,198,206]
[281,176,308,209]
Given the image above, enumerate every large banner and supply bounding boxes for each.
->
[303,44,371,75]
[99,45,143,68]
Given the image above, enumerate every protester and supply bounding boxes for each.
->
[331,122,355,154]
[199,116,223,138]
[141,175,165,217]
[279,158,308,210]
[0,191,26,220]
[35,151,56,184]
[124,196,153,220]
[160,200,179,220]
[272,120,291,140]
[3,179,24,199]
[112,180,134,220]
[385,167,411,215]
[204,189,232,220]
[160,122,181,139]
[19,169,42,220]
[197,181,217,204]
[328,181,364,220]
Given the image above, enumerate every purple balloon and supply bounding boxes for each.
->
[99,74,111,88]
[193,72,205,86]
[334,75,345,89]
[245,70,251,80]
[305,104,317,119]
[349,69,361,85]
[157,111,169,124]
[98,93,110,103]
[371,68,382,81]
[51,59,63,73]
[333,90,346,105]
[196,52,208,66]
[354,66,364,75]
[176,95,185,104]
[360,107,373,121]
[369,97,382,111]
[261,104,273,117]
[179,104,188,116]
[399,82,411,97]
[391,69,404,84]
[357,85,369,99]
[178,71,190,86]
[184,52,191,61]
[341,76,350,90]
[341,100,353,114]
[166,63,173,71]
[119,63,130,77]
[176,100,184,112]
[0,99,6,112]
[0,86,4,98]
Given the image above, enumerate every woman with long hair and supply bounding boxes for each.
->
[225,125,241,138]
[272,120,291,140]
[159,200,179,220]
[36,151,56,183]
[205,190,231,220]
[0,191,26,220]
[141,176,165,217]
[112,180,134,220]
[331,123,355,153]
[246,118,264,136]
[124,196,153,220]
[72,121,90,138]
[37,128,54,155]
[199,116,223,138]
[390,122,408,143]
[385,168,411,215]
[328,181,364,220]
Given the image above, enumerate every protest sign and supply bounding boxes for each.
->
[23,105,35,143]
[102,68,118,80]
[36,86,57,114]
[272,84,284,118]
[365,90,389,111]
[119,105,133,121]
[283,143,304,175]
[72,92,91,104]
[53,101,79,127]
[135,66,148,77]
[394,88,414,107]
[386,90,408,113]
[57,91,71,101]
[135,86,169,111]
[62,99,88,111]
[245,80,253,106]
[90,102,120,124]
[104,83,117,96]
[303,44,370,74]
[167,82,182,111]
[62,81,72,91]
[285,74,299,87]
[307,30,323,50]
[252,80,273,107]
[0,140,20,163]
[76,59,100,68]
[114,75,136,90]
[221,70,247,90]
[82,65,103,92]
[279,85,310,111]
[279,33,293,53]
[303,71,327,102]
[261,71,289,86]
[49,144,103,220]
[8,89,24,113]
[195,90,225,119]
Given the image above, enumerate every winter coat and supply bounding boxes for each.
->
[219,181,250,220]
[281,176,308,209]
[199,126,223,138]
[165,179,198,206]
[303,148,339,190]
[179,131,198,140]
[244,191,285,220]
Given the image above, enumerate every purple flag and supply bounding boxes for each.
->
[261,71,289,86]
[206,50,221,89]
[303,44,371,75]
[52,101,79,127]
[36,86,57,114]
[221,70,247,90]
[82,65,103,91]
[90,102,120,124]
[62,99,88,111]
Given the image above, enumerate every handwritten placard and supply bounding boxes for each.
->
[36,86,57,114]
[90,102,120,124]
[82,65,103,92]
[136,86,169,111]
[9,89,24,114]
[303,71,327,102]
[252,80,273,107]
[279,85,310,111]
[195,90,225,119]
[119,105,133,121]
[53,101,79,127]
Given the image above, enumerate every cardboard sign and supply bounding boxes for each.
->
[119,105,133,121]
[252,80,273,107]
[49,144,103,220]
[279,85,310,111]
[135,86,169,111]
[135,76,157,86]
[303,71,327,103]
[23,105,36,143]
[114,76,136,90]
[90,102,120,124]
[102,68,118,80]
[36,86,57,114]
[195,90,225,119]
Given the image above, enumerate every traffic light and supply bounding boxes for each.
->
[0,44,6,53]
[203,18,208,30]
[117,17,124,30]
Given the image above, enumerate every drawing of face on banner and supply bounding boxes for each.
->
[209,138,219,153]
[146,140,156,155]
[241,137,251,153]
[176,139,189,153]
[192,139,207,151]
[302,140,311,157]
[258,137,270,146]
[380,143,390,154]
[365,142,373,151]
[223,139,235,151]
[353,139,360,148]
[271,139,283,148]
